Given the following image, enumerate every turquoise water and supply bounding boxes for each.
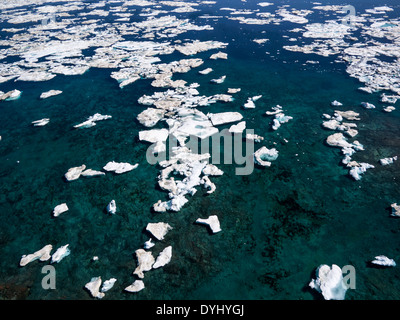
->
[1,0,400,300]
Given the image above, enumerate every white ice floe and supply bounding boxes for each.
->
[133,249,155,279]
[380,156,397,166]
[348,162,375,180]
[53,203,68,217]
[254,146,279,167]
[137,108,166,127]
[107,200,116,215]
[272,112,293,130]
[51,244,70,264]
[243,98,256,109]
[210,75,226,84]
[74,113,112,129]
[0,89,21,101]
[101,278,117,293]
[144,239,155,250]
[125,280,145,293]
[199,68,213,75]
[210,51,228,60]
[391,203,400,217]
[246,133,264,143]
[208,112,243,126]
[229,121,246,134]
[85,277,105,299]
[153,246,172,269]
[331,100,343,107]
[65,164,86,181]
[371,255,396,267]
[309,264,348,300]
[32,118,50,127]
[19,244,53,267]
[202,164,224,176]
[40,90,62,99]
[196,215,221,234]
[139,128,169,144]
[227,88,241,94]
[383,106,396,113]
[146,222,173,241]
[103,161,138,174]
[81,169,105,177]
[201,175,216,194]
[361,102,376,109]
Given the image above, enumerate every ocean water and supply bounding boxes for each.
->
[1,0,400,300]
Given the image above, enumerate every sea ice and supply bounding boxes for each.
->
[1,89,21,101]
[107,200,116,215]
[371,255,396,267]
[125,280,145,293]
[254,147,279,167]
[196,215,221,233]
[153,246,172,269]
[74,113,112,129]
[133,249,155,279]
[348,162,375,180]
[51,244,70,264]
[65,165,86,181]
[207,112,243,126]
[229,121,246,134]
[53,203,68,217]
[101,278,117,293]
[103,161,139,174]
[380,156,397,166]
[85,277,105,299]
[146,222,173,241]
[19,244,53,267]
[391,203,400,217]
[32,118,50,127]
[361,102,376,109]
[40,90,62,99]
[309,264,348,300]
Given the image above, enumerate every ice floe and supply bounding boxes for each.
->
[133,249,155,279]
[40,90,62,99]
[254,146,279,167]
[196,215,221,234]
[153,246,172,269]
[19,244,53,267]
[371,255,396,267]
[74,113,112,129]
[380,156,397,166]
[51,244,70,264]
[53,203,68,217]
[32,118,50,127]
[125,280,145,293]
[103,161,139,174]
[309,264,348,300]
[64,164,86,181]
[146,222,172,241]
[0,89,21,101]
[107,200,117,215]
[85,277,105,299]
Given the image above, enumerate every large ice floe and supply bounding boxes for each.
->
[20,244,53,267]
[309,264,348,300]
